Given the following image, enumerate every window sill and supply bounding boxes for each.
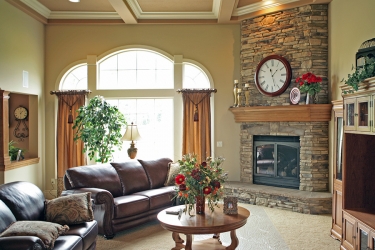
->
[5,157,40,171]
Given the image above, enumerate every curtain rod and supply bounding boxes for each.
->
[177,88,217,93]
[50,90,92,95]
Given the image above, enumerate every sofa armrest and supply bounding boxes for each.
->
[0,236,45,250]
[61,188,115,239]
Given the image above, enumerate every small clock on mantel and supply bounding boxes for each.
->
[254,55,292,97]
[13,106,29,140]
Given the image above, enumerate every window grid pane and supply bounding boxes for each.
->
[98,50,173,90]
[61,65,88,90]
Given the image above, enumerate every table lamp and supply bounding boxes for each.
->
[121,122,141,159]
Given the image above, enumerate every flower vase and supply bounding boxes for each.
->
[195,196,205,214]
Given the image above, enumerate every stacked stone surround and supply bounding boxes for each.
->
[232,4,331,214]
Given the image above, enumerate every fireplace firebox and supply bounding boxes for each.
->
[253,135,300,189]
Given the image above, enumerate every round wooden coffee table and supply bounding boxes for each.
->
[157,204,250,250]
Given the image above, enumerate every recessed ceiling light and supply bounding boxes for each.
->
[69,0,80,2]
[262,0,274,4]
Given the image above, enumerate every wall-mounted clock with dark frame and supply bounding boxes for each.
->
[254,55,292,97]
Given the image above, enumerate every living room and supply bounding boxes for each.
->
[0,0,374,249]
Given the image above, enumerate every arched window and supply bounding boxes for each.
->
[98,49,173,89]
[60,64,88,90]
[183,63,210,89]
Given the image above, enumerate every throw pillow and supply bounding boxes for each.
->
[45,192,94,225]
[0,221,69,249]
[164,162,180,186]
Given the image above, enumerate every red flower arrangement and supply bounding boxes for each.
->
[175,153,226,214]
[296,72,322,95]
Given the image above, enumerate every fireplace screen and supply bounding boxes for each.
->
[254,136,300,189]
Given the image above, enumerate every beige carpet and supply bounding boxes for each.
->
[96,203,341,250]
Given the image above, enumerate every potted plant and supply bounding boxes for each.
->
[73,95,126,163]
[8,140,25,161]
[296,72,322,104]
[174,153,227,215]
[341,57,375,93]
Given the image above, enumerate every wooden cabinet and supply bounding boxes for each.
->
[340,77,375,250]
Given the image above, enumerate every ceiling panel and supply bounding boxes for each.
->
[136,0,213,12]
[37,0,116,12]
[237,0,262,8]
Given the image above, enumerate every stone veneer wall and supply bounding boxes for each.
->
[239,5,329,192]
[240,122,329,191]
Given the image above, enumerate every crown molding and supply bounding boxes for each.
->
[126,0,218,20]
[233,0,299,16]
[20,0,50,17]
[49,11,121,20]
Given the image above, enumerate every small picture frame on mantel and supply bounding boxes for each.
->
[223,196,238,214]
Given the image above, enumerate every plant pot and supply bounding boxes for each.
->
[195,196,205,214]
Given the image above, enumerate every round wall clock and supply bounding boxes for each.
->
[254,55,292,97]
[13,106,29,140]
[14,106,28,120]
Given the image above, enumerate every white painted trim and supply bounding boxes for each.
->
[49,11,121,19]
[20,0,51,17]
[126,0,218,19]
[233,0,300,16]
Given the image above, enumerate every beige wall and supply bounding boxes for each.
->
[328,0,375,192]
[0,1,45,188]
[44,24,242,183]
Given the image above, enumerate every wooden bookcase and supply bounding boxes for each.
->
[341,77,375,250]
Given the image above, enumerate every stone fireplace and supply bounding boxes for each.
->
[225,4,333,214]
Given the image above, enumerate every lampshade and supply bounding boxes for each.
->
[122,122,141,142]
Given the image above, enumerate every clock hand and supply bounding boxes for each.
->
[269,69,275,86]
[272,69,278,77]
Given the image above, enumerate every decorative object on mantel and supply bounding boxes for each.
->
[244,82,250,106]
[237,88,242,107]
[13,106,29,140]
[174,153,226,216]
[296,72,322,104]
[233,80,239,107]
[289,87,301,105]
[121,122,141,159]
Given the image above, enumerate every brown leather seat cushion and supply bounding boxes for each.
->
[113,195,150,218]
[134,186,175,210]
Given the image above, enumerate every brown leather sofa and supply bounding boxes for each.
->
[62,158,176,239]
[0,181,98,250]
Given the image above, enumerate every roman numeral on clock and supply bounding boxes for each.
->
[260,81,266,86]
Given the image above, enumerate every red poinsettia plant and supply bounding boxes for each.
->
[175,153,226,214]
[296,72,322,95]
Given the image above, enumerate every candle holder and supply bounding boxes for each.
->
[236,88,242,107]
[233,80,239,107]
[244,83,250,106]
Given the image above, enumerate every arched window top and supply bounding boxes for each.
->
[183,62,210,89]
[98,49,174,90]
[60,64,88,90]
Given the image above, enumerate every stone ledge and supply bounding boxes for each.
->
[224,181,332,215]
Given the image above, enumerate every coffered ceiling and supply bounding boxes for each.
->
[7,0,331,24]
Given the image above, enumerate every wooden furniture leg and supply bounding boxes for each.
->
[226,230,239,250]
[171,232,184,250]
[185,234,193,250]
[213,233,222,244]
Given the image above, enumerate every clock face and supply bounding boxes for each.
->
[254,55,292,97]
[14,106,28,120]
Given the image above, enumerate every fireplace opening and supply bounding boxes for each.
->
[253,135,300,189]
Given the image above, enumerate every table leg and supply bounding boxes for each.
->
[185,234,193,250]
[171,232,184,250]
[213,233,222,244]
[226,230,239,250]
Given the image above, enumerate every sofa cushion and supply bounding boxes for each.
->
[0,221,69,250]
[111,160,150,195]
[164,162,180,186]
[138,158,172,189]
[134,187,175,210]
[45,192,94,225]
[65,164,123,197]
[65,221,98,250]
[0,200,16,234]
[113,195,149,218]
[0,181,45,221]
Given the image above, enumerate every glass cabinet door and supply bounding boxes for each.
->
[357,96,371,132]
[358,222,371,250]
[336,117,343,180]
[344,98,356,131]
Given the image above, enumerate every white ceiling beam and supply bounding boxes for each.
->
[217,0,237,23]
[109,0,137,24]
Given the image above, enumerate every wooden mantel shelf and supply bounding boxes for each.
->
[229,104,332,123]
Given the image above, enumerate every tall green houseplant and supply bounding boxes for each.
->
[73,96,126,163]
